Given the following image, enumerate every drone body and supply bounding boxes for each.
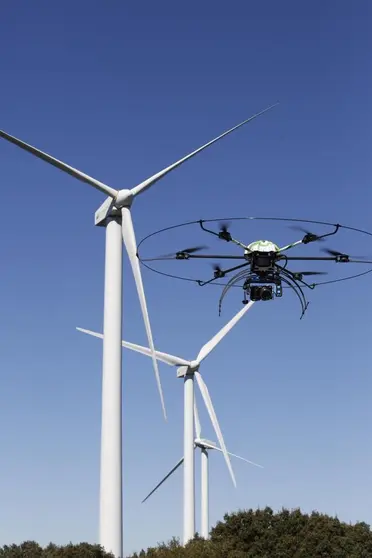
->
[139,219,372,319]
[242,244,283,304]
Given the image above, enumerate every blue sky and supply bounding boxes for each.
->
[0,1,371,555]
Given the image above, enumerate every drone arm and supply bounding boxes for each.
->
[277,239,303,253]
[320,223,340,239]
[198,261,250,287]
[230,238,249,250]
[141,254,246,262]
[279,256,338,261]
[182,254,245,260]
[199,220,248,250]
[278,224,341,253]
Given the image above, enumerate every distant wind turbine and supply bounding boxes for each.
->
[141,398,263,539]
[77,300,256,544]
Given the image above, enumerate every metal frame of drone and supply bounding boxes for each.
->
[137,217,372,318]
[198,221,341,317]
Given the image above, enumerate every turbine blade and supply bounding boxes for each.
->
[130,104,278,198]
[196,301,254,364]
[194,371,236,487]
[76,327,105,342]
[194,400,202,439]
[76,327,189,367]
[121,207,167,420]
[0,130,118,198]
[142,457,184,503]
[203,442,263,469]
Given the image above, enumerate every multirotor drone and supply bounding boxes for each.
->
[138,218,372,318]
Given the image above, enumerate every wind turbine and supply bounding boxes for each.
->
[77,299,256,544]
[1,103,276,556]
[140,399,263,540]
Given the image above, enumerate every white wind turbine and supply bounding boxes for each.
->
[77,300,256,544]
[139,399,263,540]
[1,104,276,556]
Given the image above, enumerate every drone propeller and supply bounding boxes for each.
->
[142,245,209,261]
[292,271,328,276]
[321,248,370,261]
[322,248,347,257]
[322,248,370,263]
[212,263,225,278]
[289,270,328,282]
[177,245,208,255]
[290,226,325,244]
[161,245,208,258]
[218,221,232,242]
[219,221,231,233]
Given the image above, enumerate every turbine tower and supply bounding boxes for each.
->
[1,104,276,556]
[78,300,256,544]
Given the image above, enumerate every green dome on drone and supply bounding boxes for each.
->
[247,240,280,252]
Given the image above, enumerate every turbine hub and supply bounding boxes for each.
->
[115,188,134,208]
[176,361,199,378]
[189,360,200,372]
[95,189,134,226]
[195,437,217,449]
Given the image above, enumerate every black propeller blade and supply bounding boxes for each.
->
[323,248,371,260]
[219,221,231,233]
[321,248,353,262]
[294,271,328,276]
[147,245,208,260]
[173,245,209,259]
[322,248,346,257]
[321,248,371,262]
[290,270,328,280]
[218,221,232,242]
[213,263,225,278]
[290,225,325,244]
[178,245,208,255]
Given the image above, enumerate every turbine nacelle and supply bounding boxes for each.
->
[95,190,135,226]
[176,360,200,378]
[189,359,200,372]
[195,437,217,449]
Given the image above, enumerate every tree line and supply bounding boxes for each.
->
[2,507,372,558]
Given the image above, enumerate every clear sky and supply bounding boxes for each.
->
[0,1,371,556]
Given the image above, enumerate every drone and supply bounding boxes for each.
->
[139,219,372,318]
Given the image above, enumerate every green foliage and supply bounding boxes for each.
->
[1,509,372,558]
[0,543,113,558]
[127,508,372,558]
[209,507,372,558]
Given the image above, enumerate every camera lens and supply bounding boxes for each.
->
[261,287,273,301]
[249,285,273,301]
